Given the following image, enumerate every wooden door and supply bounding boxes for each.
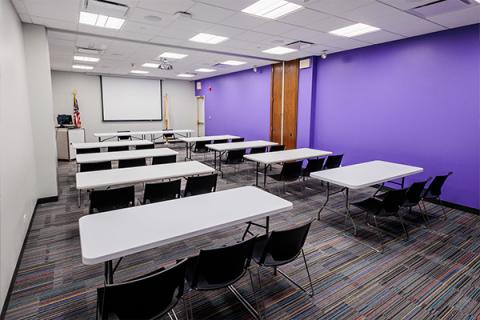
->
[270,63,283,144]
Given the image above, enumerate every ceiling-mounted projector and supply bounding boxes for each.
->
[157,58,173,70]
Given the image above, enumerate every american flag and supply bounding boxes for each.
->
[73,93,82,128]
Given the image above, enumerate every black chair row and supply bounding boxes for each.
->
[193,137,245,154]
[79,155,177,172]
[76,144,155,155]
[89,174,218,214]
[97,221,313,320]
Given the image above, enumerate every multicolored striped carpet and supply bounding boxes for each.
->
[3,145,479,319]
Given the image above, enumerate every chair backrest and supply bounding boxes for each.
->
[76,147,101,154]
[269,145,285,152]
[231,137,244,143]
[280,161,303,181]
[250,146,267,154]
[189,237,256,289]
[258,221,311,266]
[89,186,135,214]
[117,131,131,141]
[143,179,181,204]
[381,189,406,214]
[194,140,209,152]
[323,154,343,170]
[108,146,129,152]
[97,259,187,320]
[424,172,453,198]
[213,139,228,144]
[184,174,217,197]
[152,155,176,165]
[80,161,112,172]
[118,158,146,168]
[135,144,154,150]
[303,158,326,176]
[406,179,431,204]
[226,149,245,163]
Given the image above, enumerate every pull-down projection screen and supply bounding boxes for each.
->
[101,76,162,121]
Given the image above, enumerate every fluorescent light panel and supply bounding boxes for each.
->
[79,11,125,30]
[195,68,216,73]
[177,73,195,78]
[158,52,188,59]
[189,33,228,44]
[329,23,380,37]
[242,0,302,19]
[262,46,297,55]
[130,70,149,74]
[72,64,94,70]
[74,55,99,62]
[221,60,246,66]
[142,63,160,68]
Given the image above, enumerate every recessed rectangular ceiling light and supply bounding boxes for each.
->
[142,63,160,68]
[158,52,188,59]
[195,68,216,73]
[130,70,149,74]
[189,33,228,44]
[262,46,297,55]
[242,0,302,19]
[177,73,195,78]
[221,60,247,66]
[79,11,125,30]
[72,64,94,70]
[74,55,99,62]
[329,23,380,37]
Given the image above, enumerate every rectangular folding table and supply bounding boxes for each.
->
[94,129,193,142]
[179,135,240,160]
[76,148,178,164]
[72,140,153,152]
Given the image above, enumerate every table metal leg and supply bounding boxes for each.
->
[218,152,223,178]
[317,182,330,220]
[78,189,81,207]
[401,177,405,189]
[263,164,267,188]
[265,216,269,234]
[344,188,357,236]
[213,150,217,169]
[105,260,113,284]
[255,162,259,186]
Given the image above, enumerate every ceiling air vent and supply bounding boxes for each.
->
[83,0,129,17]
[408,0,475,17]
[286,40,313,50]
[77,47,104,55]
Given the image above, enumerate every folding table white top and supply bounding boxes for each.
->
[311,160,424,189]
[72,140,153,149]
[244,148,332,164]
[94,129,193,138]
[206,140,278,151]
[179,135,240,143]
[76,161,214,190]
[79,186,293,265]
[76,148,178,164]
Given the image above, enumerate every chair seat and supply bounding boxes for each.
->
[268,174,299,182]
[351,197,383,212]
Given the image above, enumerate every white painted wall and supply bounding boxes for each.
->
[0,1,38,308]
[23,24,58,198]
[51,71,197,142]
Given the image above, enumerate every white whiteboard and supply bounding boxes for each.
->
[101,76,162,121]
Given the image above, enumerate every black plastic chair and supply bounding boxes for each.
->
[152,155,176,165]
[184,174,217,197]
[185,237,258,317]
[117,130,131,141]
[89,186,135,214]
[302,158,326,179]
[108,146,129,152]
[135,144,154,150]
[249,146,267,154]
[213,139,228,144]
[143,179,181,204]
[225,149,245,164]
[252,221,314,297]
[422,172,453,220]
[193,140,209,153]
[231,137,244,143]
[80,161,112,172]
[269,145,285,152]
[269,161,303,192]
[76,147,101,154]
[97,259,188,320]
[118,158,146,168]
[323,154,343,170]
[352,189,407,251]
[163,131,176,143]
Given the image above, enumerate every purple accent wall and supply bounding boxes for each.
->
[195,66,271,141]
[312,25,480,209]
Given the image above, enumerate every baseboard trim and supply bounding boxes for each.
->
[0,199,41,320]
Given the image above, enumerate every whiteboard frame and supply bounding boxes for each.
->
[100,76,163,122]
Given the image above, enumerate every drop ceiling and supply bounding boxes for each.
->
[12,0,480,80]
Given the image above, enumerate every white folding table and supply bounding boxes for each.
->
[179,135,240,160]
[94,129,193,142]
[311,160,423,240]
[79,186,293,283]
[72,140,153,152]
[244,148,332,188]
[76,148,178,164]
[206,140,278,176]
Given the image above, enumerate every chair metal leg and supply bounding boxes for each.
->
[438,197,448,220]
[417,203,429,227]
[302,250,314,297]
[248,268,263,320]
[372,216,384,253]
[255,267,266,320]
[397,213,409,241]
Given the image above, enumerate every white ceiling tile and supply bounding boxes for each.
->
[306,16,355,32]
[23,0,81,23]
[256,20,296,35]
[342,2,405,21]
[136,0,195,14]
[219,12,267,29]
[205,24,245,38]
[188,3,235,23]
[128,8,175,27]
[379,0,440,11]
[233,30,271,42]
[282,28,326,43]
[278,8,330,26]
[428,6,480,28]
[31,16,78,31]
[354,30,404,44]
[193,0,257,11]
[303,0,375,15]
